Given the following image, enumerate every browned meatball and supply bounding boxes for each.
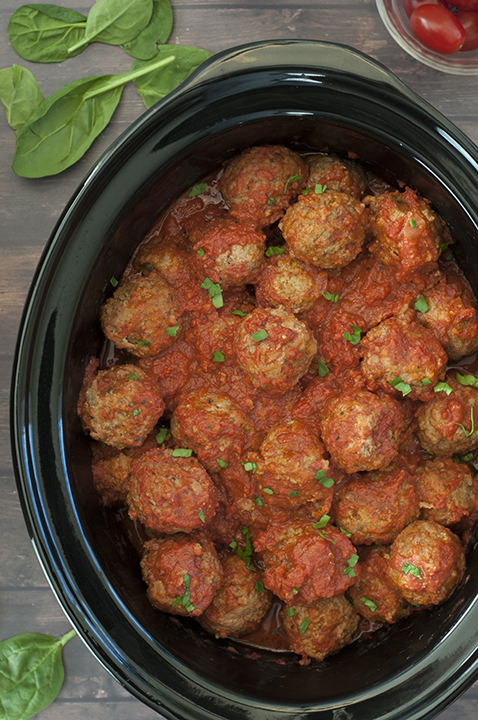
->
[219,145,308,226]
[254,253,328,314]
[365,188,442,281]
[279,191,368,270]
[78,360,165,450]
[233,307,317,395]
[281,595,360,661]
[347,546,412,624]
[417,267,478,361]
[134,238,193,288]
[91,442,132,506]
[199,554,272,638]
[127,447,219,534]
[140,535,222,617]
[320,389,406,473]
[100,275,183,358]
[361,311,447,401]
[416,374,478,456]
[305,153,367,199]
[415,456,474,526]
[189,216,266,288]
[254,519,359,605]
[334,467,419,545]
[170,389,257,473]
[244,420,333,510]
[385,520,465,605]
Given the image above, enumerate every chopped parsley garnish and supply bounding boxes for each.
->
[360,597,377,612]
[265,245,286,257]
[316,469,334,488]
[344,553,359,578]
[318,360,330,377]
[236,527,256,571]
[128,373,140,381]
[421,377,432,386]
[172,574,195,613]
[289,490,299,498]
[434,382,453,396]
[132,408,140,416]
[263,487,274,495]
[198,509,206,523]
[267,197,275,205]
[136,339,151,347]
[229,540,238,551]
[390,377,412,396]
[293,588,299,594]
[438,241,450,256]
[217,458,229,468]
[243,461,257,472]
[200,277,223,308]
[456,373,478,388]
[110,276,119,287]
[212,351,225,363]
[155,428,170,444]
[287,607,295,617]
[251,329,268,342]
[254,496,263,507]
[390,194,403,203]
[414,295,429,313]
[339,526,352,538]
[197,247,205,256]
[323,290,339,302]
[315,183,327,194]
[454,452,474,463]
[172,448,193,458]
[166,325,180,337]
[231,309,247,317]
[343,325,362,345]
[316,530,336,544]
[455,406,475,437]
[312,514,330,529]
[402,562,422,578]
[410,218,417,228]
[298,618,309,633]
[284,174,302,193]
[189,183,207,197]
[254,581,265,592]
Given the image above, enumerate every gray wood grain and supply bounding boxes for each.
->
[1,0,478,718]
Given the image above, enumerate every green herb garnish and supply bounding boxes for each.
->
[410,218,417,228]
[318,360,329,377]
[189,182,207,197]
[254,581,265,592]
[172,448,192,457]
[265,245,285,257]
[323,290,339,302]
[315,469,334,488]
[344,553,359,578]
[434,382,453,396]
[343,325,361,345]
[212,350,225,362]
[390,377,412,396]
[298,618,309,633]
[402,562,422,578]
[251,329,268,342]
[217,458,229,468]
[456,373,478,388]
[172,573,195,612]
[155,428,170,444]
[360,597,377,612]
[284,174,302,193]
[414,295,429,313]
[455,406,475,437]
[166,325,180,337]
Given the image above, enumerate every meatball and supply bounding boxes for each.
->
[334,467,420,545]
[361,311,447,401]
[78,361,165,449]
[134,238,194,289]
[417,268,478,361]
[170,390,257,473]
[254,519,359,605]
[415,456,474,526]
[244,420,333,510]
[279,191,368,269]
[385,520,465,605]
[305,153,367,199]
[219,145,308,226]
[416,374,478,456]
[365,188,442,280]
[100,275,183,357]
[127,447,219,534]
[140,535,222,617]
[91,442,132,506]
[320,389,406,473]
[199,554,272,638]
[254,253,328,314]
[281,595,360,661]
[189,216,266,288]
[347,546,412,624]
[233,307,317,395]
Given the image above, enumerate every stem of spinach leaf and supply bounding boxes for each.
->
[84,53,175,99]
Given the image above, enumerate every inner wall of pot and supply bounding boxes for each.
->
[63,104,478,705]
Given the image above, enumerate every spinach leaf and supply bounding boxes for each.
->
[12,53,175,178]
[67,0,153,54]
[121,0,173,60]
[133,45,213,108]
[0,629,76,720]
[7,4,87,63]
[0,65,44,133]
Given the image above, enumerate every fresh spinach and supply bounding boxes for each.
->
[0,629,76,720]
[11,53,175,178]
[7,4,88,62]
[121,0,173,60]
[132,45,213,108]
[67,0,153,54]
[0,65,44,133]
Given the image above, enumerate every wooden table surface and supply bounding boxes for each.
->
[2,0,478,718]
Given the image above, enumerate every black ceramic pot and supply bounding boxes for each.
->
[11,40,478,720]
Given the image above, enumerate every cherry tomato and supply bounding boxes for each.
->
[447,0,478,10]
[403,0,449,19]
[456,10,478,51]
[409,5,466,54]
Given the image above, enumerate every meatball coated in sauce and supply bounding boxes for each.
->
[254,254,328,314]
[100,275,183,357]
[199,554,272,638]
[281,595,360,662]
[219,145,308,226]
[415,456,474,526]
[233,307,317,395]
[127,447,219,534]
[320,389,406,473]
[416,374,478,456]
[385,520,465,606]
[334,467,419,545]
[254,520,359,605]
[279,191,368,270]
[306,153,367,199]
[140,535,222,617]
[361,311,447,400]
[78,361,165,450]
